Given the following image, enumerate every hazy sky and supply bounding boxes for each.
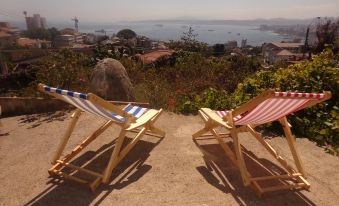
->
[1,0,339,23]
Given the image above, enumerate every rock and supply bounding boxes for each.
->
[89,58,134,101]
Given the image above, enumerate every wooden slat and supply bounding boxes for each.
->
[50,120,113,172]
[90,176,103,191]
[51,109,82,164]
[246,125,296,174]
[102,130,127,183]
[192,110,217,139]
[108,101,149,107]
[56,160,103,177]
[51,169,89,184]
[250,173,302,181]
[251,181,263,197]
[297,175,311,189]
[200,131,230,137]
[279,117,305,176]
[210,129,237,165]
[200,108,232,129]
[261,183,307,193]
[125,109,160,131]
[87,93,135,121]
[118,128,147,162]
[129,129,163,138]
[226,111,251,186]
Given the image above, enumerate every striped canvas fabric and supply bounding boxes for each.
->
[42,85,148,122]
[216,91,325,125]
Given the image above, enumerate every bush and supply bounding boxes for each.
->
[25,49,92,96]
[175,88,229,114]
[122,51,262,112]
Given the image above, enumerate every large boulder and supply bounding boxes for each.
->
[89,58,134,101]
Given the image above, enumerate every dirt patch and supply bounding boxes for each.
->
[0,111,338,205]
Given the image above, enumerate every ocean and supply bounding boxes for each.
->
[79,22,294,46]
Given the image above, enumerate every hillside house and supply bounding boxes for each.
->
[262,42,304,64]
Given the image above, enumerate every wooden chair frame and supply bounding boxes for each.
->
[193,90,332,196]
[38,84,166,191]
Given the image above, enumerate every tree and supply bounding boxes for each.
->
[181,26,198,45]
[22,27,60,42]
[315,18,339,53]
[31,49,91,90]
[213,44,225,56]
[166,27,210,54]
[116,29,137,39]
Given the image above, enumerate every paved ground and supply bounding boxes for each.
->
[0,110,338,206]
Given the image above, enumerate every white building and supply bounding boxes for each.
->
[262,42,304,64]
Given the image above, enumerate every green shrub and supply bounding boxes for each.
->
[175,88,229,114]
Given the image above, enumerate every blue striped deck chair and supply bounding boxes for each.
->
[38,83,165,190]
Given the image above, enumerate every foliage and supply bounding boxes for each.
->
[228,48,339,151]
[175,88,229,114]
[315,18,339,53]
[116,29,137,39]
[25,49,92,95]
[121,50,262,113]
[213,44,225,56]
[90,43,121,65]
[166,27,211,55]
[22,27,60,42]
[97,35,109,43]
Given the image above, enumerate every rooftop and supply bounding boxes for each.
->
[17,38,51,47]
[0,31,11,38]
[137,49,174,64]
[275,49,294,56]
[271,42,303,48]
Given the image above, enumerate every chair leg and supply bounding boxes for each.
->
[51,109,82,164]
[192,126,211,139]
[210,128,237,165]
[102,128,127,183]
[226,111,250,186]
[148,123,165,137]
[279,117,306,176]
[230,128,251,186]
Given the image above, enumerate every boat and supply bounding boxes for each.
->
[155,24,163,27]
[95,29,105,33]
[237,33,241,36]
[208,29,215,32]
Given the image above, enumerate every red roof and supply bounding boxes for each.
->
[137,50,174,64]
[0,31,11,38]
[272,42,303,48]
[276,49,294,56]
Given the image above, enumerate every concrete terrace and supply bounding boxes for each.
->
[0,111,339,206]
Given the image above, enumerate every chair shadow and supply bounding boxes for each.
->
[194,138,316,206]
[24,132,164,206]
[19,110,70,129]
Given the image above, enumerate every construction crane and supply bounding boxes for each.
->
[71,16,79,32]
[303,27,310,58]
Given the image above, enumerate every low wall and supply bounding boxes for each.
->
[0,97,71,117]
[0,97,150,117]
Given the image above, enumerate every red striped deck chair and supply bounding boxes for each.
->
[193,90,332,196]
[38,83,165,190]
